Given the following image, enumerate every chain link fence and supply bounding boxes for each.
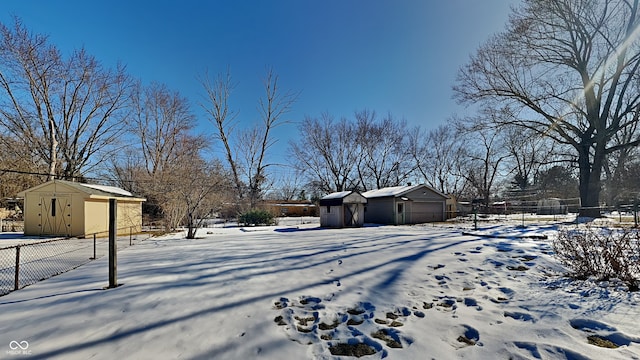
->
[0,228,151,296]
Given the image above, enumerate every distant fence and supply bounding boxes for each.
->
[1,220,23,233]
[0,227,152,297]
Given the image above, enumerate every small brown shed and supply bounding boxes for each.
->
[17,180,146,238]
[319,191,367,228]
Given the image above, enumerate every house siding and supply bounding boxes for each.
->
[363,184,447,225]
[320,205,344,228]
[365,197,396,225]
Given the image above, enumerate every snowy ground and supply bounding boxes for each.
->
[1,217,639,359]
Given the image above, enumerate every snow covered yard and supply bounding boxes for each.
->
[1,221,639,359]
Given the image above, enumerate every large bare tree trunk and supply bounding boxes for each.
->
[200,69,244,201]
[48,118,58,181]
[201,67,297,209]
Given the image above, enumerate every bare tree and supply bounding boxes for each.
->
[354,110,413,190]
[289,113,360,193]
[266,169,306,200]
[409,124,468,199]
[455,0,640,217]
[0,18,132,181]
[0,132,44,198]
[249,68,298,206]
[502,126,556,193]
[132,81,196,177]
[200,69,243,199]
[114,81,218,232]
[456,119,510,208]
[166,142,230,239]
[201,67,297,208]
[602,120,640,204]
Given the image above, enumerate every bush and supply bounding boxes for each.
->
[553,225,640,291]
[238,209,275,226]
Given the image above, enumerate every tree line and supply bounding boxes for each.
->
[2,0,640,234]
[286,110,615,208]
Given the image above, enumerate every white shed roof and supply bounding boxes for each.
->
[362,184,448,199]
[17,180,144,201]
[321,191,353,200]
[81,183,133,197]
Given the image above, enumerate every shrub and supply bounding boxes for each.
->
[553,225,640,291]
[238,209,275,226]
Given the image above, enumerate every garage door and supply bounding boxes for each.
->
[411,202,444,223]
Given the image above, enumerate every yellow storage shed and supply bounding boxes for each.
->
[17,180,146,238]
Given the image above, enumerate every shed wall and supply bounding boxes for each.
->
[343,192,368,204]
[320,205,344,228]
[84,200,143,237]
[22,183,85,237]
[21,181,144,238]
[118,200,143,234]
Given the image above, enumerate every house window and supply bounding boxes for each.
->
[327,206,331,213]
[282,207,288,214]
[51,198,56,217]
[397,203,403,214]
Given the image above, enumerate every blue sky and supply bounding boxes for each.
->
[2,1,518,164]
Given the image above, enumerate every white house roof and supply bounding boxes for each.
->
[362,184,448,199]
[362,185,418,198]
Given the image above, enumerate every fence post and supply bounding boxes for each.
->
[474,207,478,231]
[14,246,20,291]
[108,198,118,288]
[91,233,96,260]
[129,227,132,246]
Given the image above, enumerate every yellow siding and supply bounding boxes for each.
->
[84,200,143,237]
[22,192,41,236]
[84,199,109,237]
[70,192,85,236]
[117,200,143,234]
[20,180,145,238]
[22,182,84,237]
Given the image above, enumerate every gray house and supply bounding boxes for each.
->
[362,184,448,225]
[319,191,367,228]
